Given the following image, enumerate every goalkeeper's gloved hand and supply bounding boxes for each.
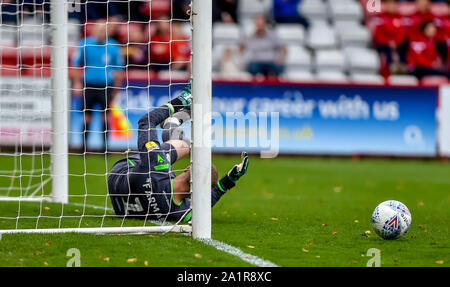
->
[166,82,192,115]
[218,152,249,192]
[177,82,192,110]
[227,151,249,183]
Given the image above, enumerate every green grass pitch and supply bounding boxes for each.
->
[0,154,448,267]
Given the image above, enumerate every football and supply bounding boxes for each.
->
[371,200,412,240]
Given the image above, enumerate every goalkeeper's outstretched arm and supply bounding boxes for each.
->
[172,152,249,207]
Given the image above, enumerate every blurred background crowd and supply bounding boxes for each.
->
[1,0,449,85]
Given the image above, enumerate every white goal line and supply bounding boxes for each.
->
[0,225,192,236]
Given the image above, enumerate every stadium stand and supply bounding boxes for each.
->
[1,0,448,85]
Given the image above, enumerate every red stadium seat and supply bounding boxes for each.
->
[0,45,18,67]
[19,46,51,67]
[22,65,51,77]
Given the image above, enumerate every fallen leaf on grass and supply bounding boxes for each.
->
[271,217,279,221]
[333,186,342,193]
[103,257,110,262]
[435,260,444,264]
[302,248,309,253]
[332,232,338,235]
[144,260,149,266]
[45,241,53,247]
[127,258,137,263]
[247,245,255,249]
[43,261,48,266]
[194,253,202,259]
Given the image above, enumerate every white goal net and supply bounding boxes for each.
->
[0,0,211,237]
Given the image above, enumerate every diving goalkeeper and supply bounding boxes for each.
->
[107,84,249,223]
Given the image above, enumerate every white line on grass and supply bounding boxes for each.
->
[198,239,279,267]
[67,202,279,267]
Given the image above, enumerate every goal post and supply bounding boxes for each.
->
[0,0,212,237]
[191,0,213,239]
[49,0,69,204]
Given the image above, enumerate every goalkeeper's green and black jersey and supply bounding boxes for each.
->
[107,106,229,223]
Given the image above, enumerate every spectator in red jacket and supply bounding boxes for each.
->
[434,15,450,67]
[149,18,191,72]
[408,21,449,79]
[374,0,408,73]
[403,0,435,39]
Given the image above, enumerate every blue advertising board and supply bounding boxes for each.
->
[70,81,438,156]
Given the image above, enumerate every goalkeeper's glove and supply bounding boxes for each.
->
[177,82,192,110]
[218,152,249,192]
[166,82,192,114]
[227,151,249,183]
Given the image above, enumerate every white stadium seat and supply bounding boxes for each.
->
[0,27,17,46]
[19,19,49,47]
[276,24,305,45]
[285,45,313,71]
[314,49,346,73]
[316,70,349,83]
[306,25,338,50]
[387,75,419,86]
[350,73,385,85]
[328,0,364,22]
[213,23,241,45]
[336,22,371,48]
[238,0,273,19]
[283,70,316,82]
[299,0,329,20]
[309,19,331,29]
[344,47,380,75]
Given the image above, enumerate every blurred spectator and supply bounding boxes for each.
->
[149,18,191,72]
[273,0,309,29]
[172,0,191,20]
[434,14,450,66]
[407,21,449,78]
[240,15,287,77]
[219,47,242,77]
[1,0,19,24]
[71,19,125,152]
[70,0,122,22]
[374,0,408,73]
[23,0,49,22]
[213,0,238,23]
[403,0,435,38]
[124,24,149,70]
